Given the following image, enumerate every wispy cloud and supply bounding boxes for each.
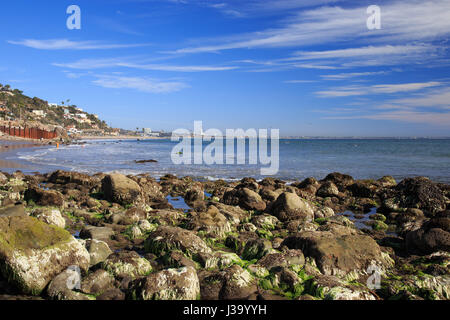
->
[322,85,450,126]
[325,111,450,126]
[321,71,388,80]
[290,45,436,61]
[53,57,236,72]
[171,1,450,54]
[316,81,442,97]
[92,75,188,93]
[8,39,149,50]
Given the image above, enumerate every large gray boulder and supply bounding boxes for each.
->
[101,173,142,205]
[270,192,315,222]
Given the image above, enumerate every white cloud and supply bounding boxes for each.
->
[92,75,188,93]
[172,1,450,54]
[372,82,442,94]
[290,45,436,61]
[316,82,442,97]
[324,111,450,126]
[390,87,450,108]
[53,58,237,72]
[8,39,149,50]
[321,71,388,80]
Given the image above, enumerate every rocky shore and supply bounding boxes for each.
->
[0,170,448,300]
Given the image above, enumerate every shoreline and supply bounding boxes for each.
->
[76,135,168,141]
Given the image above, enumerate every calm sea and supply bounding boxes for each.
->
[5,138,450,183]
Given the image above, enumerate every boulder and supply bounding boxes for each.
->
[347,182,375,198]
[378,176,397,188]
[213,202,250,225]
[24,186,64,207]
[406,218,450,254]
[101,251,152,279]
[47,267,92,300]
[314,207,335,219]
[186,205,232,237]
[219,265,257,300]
[144,226,212,259]
[282,230,393,278]
[48,170,99,188]
[257,249,305,271]
[32,207,65,228]
[81,269,115,296]
[184,184,205,204]
[101,174,142,205]
[85,239,113,266]
[79,226,115,242]
[322,172,354,188]
[0,216,90,295]
[316,182,339,198]
[270,192,315,222]
[129,266,200,300]
[223,188,266,211]
[0,203,26,217]
[390,177,446,215]
[242,238,272,260]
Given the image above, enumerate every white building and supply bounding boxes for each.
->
[48,103,58,107]
[32,110,46,117]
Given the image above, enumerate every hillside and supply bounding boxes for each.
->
[0,83,113,135]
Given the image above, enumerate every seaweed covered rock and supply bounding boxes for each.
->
[384,177,447,215]
[316,181,339,198]
[144,226,212,259]
[219,265,257,300]
[101,251,152,279]
[185,205,232,238]
[322,172,354,189]
[129,266,200,300]
[24,186,65,207]
[0,216,90,295]
[48,170,100,188]
[282,230,393,278]
[406,216,450,254]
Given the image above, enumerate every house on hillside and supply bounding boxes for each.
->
[48,103,58,107]
[32,110,46,117]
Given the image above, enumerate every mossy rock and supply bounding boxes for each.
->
[0,216,90,295]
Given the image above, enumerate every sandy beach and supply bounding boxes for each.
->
[0,137,47,171]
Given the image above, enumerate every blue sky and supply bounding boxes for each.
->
[1,0,450,136]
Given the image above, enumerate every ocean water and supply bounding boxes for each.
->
[6,138,450,183]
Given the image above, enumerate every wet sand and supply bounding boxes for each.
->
[0,138,45,171]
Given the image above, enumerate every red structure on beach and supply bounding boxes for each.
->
[0,124,58,140]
